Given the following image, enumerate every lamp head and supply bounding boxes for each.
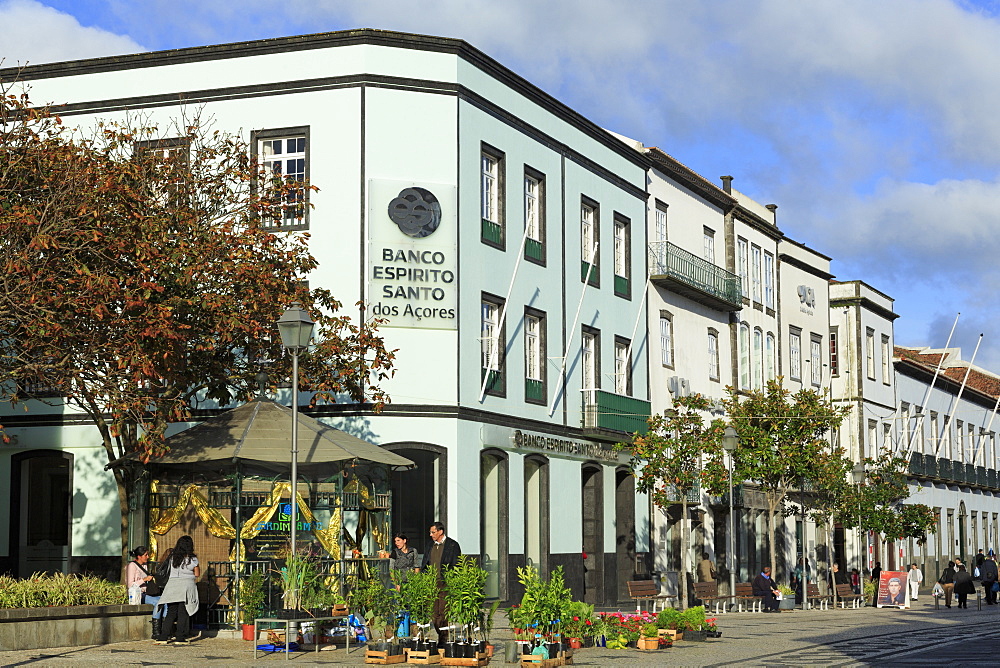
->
[723,425,739,452]
[277,302,315,352]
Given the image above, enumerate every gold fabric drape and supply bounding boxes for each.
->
[148,482,237,560]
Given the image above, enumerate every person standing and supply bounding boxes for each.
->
[697,552,717,583]
[386,533,418,584]
[953,564,975,609]
[938,560,956,609]
[155,535,201,645]
[979,550,998,605]
[850,568,861,595]
[870,561,882,606]
[975,548,985,577]
[752,566,781,612]
[421,522,461,641]
[908,563,923,601]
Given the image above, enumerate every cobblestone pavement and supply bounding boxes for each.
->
[2,596,999,667]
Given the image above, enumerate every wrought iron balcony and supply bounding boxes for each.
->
[648,241,742,311]
[581,389,650,435]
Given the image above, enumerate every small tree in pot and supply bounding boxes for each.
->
[238,570,267,639]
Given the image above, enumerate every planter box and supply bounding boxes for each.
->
[440,652,489,666]
[405,648,442,664]
[638,637,659,650]
[365,649,407,664]
[683,630,708,642]
[658,629,679,641]
[0,604,152,651]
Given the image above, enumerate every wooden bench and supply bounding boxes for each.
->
[626,580,674,613]
[807,583,832,610]
[692,581,732,615]
[734,582,760,612]
[834,583,863,609]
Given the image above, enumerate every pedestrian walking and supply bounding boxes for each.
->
[938,560,956,609]
[421,521,461,642]
[154,535,200,645]
[980,550,998,605]
[907,563,923,601]
[953,564,975,609]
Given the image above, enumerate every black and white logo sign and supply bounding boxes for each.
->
[388,187,441,238]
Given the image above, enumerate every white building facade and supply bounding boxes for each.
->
[0,29,653,605]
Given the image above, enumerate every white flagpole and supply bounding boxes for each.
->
[933,333,982,457]
[905,313,960,458]
[479,221,533,402]
[550,243,598,416]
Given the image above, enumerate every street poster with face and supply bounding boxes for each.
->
[876,570,909,609]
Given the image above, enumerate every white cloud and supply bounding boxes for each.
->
[0,0,143,67]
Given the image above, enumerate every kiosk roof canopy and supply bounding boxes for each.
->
[145,398,414,473]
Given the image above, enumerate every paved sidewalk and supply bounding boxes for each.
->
[2,596,999,666]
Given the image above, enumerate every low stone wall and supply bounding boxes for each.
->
[0,604,152,651]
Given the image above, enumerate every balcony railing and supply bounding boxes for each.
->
[648,241,742,311]
[581,389,651,435]
[663,483,701,505]
[908,455,1000,491]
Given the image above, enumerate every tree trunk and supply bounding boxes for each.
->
[680,497,689,609]
[767,497,779,580]
[115,469,131,583]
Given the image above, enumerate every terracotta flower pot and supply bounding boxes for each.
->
[569,638,583,649]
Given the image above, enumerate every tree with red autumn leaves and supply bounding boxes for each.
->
[0,85,394,571]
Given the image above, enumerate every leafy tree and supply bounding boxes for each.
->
[617,393,729,608]
[723,379,849,581]
[0,86,395,572]
[836,452,937,553]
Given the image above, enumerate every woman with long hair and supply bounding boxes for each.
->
[390,533,418,575]
[154,535,201,645]
[126,546,165,638]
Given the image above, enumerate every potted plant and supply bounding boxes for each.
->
[638,622,660,650]
[398,565,439,653]
[777,584,797,610]
[348,572,399,654]
[655,607,682,640]
[680,606,708,641]
[443,556,487,657]
[276,554,318,617]
[238,570,267,641]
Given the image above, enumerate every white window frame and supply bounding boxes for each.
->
[257,132,308,228]
[881,334,891,385]
[524,173,540,242]
[655,205,667,243]
[764,251,775,309]
[738,238,749,299]
[582,331,598,390]
[766,332,776,381]
[739,323,750,390]
[753,328,763,390]
[751,244,762,303]
[614,218,627,278]
[659,314,673,368]
[810,334,822,386]
[703,227,715,264]
[581,203,596,263]
[708,330,720,382]
[615,339,630,396]
[525,314,542,381]
[829,328,839,376]
[866,328,876,380]
[789,328,802,381]
[481,300,500,372]
[481,152,499,224]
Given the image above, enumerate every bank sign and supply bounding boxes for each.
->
[368,179,458,330]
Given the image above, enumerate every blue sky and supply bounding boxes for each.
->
[4,0,1000,370]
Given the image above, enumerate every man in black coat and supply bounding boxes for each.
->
[421,522,462,640]
[980,551,999,605]
[752,566,781,612]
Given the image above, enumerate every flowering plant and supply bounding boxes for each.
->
[702,617,718,632]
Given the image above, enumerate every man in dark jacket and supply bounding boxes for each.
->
[980,551,998,605]
[421,522,462,640]
[752,566,781,612]
[953,564,975,609]
[938,561,956,608]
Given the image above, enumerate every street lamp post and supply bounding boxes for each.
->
[723,426,739,600]
[277,303,315,561]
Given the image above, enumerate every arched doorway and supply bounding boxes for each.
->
[385,443,446,546]
[480,449,508,600]
[10,450,73,577]
[615,468,636,603]
[524,455,549,574]
[581,463,604,605]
